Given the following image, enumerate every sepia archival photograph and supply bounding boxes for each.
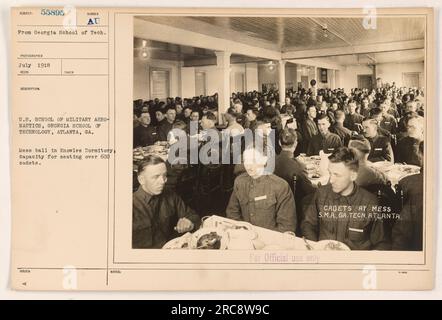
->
[131,14,427,252]
[9,6,435,291]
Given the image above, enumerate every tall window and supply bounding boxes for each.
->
[150,68,170,100]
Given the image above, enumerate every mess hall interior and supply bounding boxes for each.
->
[131,15,425,251]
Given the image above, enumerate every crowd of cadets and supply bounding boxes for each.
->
[134,86,424,163]
[133,84,425,250]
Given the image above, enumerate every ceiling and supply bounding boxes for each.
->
[134,38,424,67]
[321,49,425,65]
[134,38,268,66]
[137,16,425,52]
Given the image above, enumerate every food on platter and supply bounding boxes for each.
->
[190,228,228,250]
[162,232,193,249]
[196,232,222,249]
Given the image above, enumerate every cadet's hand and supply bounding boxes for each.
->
[175,218,194,233]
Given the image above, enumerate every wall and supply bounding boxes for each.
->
[317,68,328,89]
[245,63,259,92]
[339,62,424,92]
[133,57,180,100]
[258,63,298,91]
[340,64,373,93]
[285,63,297,89]
[258,64,278,90]
[376,62,424,88]
[136,59,425,100]
[194,65,222,96]
[230,64,246,93]
[193,62,259,95]
[180,67,196,98]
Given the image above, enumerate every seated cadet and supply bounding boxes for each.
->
[133,112,158,148]
[226,146,296,233]
[175,103,186,122]
[301,147,391,250]
[157,107,177,141]
[397,101,418,133]
[348,137,388,187]
[370,107,393,139]
[281,97,296,116]
[274,128,315,196]
[245,107,259,131]
[198,112,222,166]
[295,101,307,125]
[326,98,340,124]
[392,141,424,251]
[132,155,199,249]
[274,129,315,233]
[155,108,166,126]
[183,106,193,125]
[378,99,398,134]
[396,115,424,166]
[224,108,245,137]
[301,104,318,152]
[359,97,372,118]
[330,110,352,146]
[307,114,343,155]
[362,117,394,163]
[344,100,364,132]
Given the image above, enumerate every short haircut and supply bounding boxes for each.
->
[279,128,298,147]
[348,137,371,154]
[227,107,240,119]
[317,113,331,123]
[262,106,277,119]
[334,109,345,120]
[247,107,259,116]
[307,99,317,107]
[165,106,176,113]
[328,147,359,172]
[203,111,217,122]
[134,109,142,118]
[306,104,317,112]
[362,116,378,125]
[137,155,166,176]
[369,107,383,117]
[405,113,423,126]
[173,120,187,130]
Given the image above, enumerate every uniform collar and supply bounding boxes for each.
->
[135,186,155,203]
[247,174,270,183]
[331,182,359,200]
[280,150,294,158]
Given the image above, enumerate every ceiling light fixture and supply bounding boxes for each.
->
[322,24,328,38]
[140,39,150,59]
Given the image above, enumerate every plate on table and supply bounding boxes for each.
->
[144,147,167,155]
[313,240,351,251]
[370,161,394,170]
[190,228,228,250]
[397,164,420,174]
